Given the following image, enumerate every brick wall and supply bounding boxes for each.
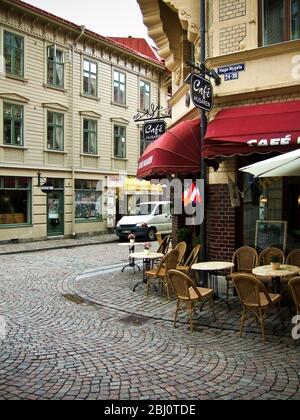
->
[219,23,246,55]
[219,0,246,22]
[207,184,236,262]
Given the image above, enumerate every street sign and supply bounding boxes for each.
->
[41,183,54,193]
[190,74,213,112]
[143,120,167,142]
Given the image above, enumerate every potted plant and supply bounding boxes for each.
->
[144,242,152,255]
[128,233,136,245]
[270,255,281,271]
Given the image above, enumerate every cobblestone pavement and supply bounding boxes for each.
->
[0,243,299,400]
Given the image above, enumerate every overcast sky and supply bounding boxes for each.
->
[26,0,153,43]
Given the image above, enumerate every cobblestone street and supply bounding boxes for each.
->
[0,242,299,400]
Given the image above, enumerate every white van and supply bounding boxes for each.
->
[116,201,172,241]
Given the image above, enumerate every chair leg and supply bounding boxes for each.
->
[258,309,266,342]
[240,306,247,338]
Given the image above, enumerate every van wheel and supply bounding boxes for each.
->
[147,228,157,242]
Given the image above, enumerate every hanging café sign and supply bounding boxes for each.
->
[190,73,213,112]
[134,104,171,142]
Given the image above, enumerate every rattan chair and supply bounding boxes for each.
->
[289,277,300,316]
[233,274,283,342]
[259,247,285,266]
[177,244,201,275]
[226,246,258,310]
[281,250,300,286]
[168,270,216,332]
[174,242,187,266]
[156,235,171,255]
[146,249,179,300]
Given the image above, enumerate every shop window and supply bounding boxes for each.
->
[3,103,24,146]
[83,59,98,97]
[114,125,126,158]
[47,46,64,88]
[47,112,64,151]
[75,180,102,222]
[260,0,300,46]
[113,70,126,105]
[140,80,151,111]
[4,31,24,77]
[83,119,98,155]
[0,177,31,226]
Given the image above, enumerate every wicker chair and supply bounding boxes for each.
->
[233,274,283,342]
[257,247,286,289]
[281,250,300,286]
[168,269,216,332]
[174,242,187,266]
[289,277,300,316]
[226,246,258,310]
[146,249,179,300]
[156,235,171,255]
[177,244,201,275]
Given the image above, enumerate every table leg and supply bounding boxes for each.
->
[122,246,141,274]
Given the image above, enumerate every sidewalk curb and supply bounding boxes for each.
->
[0,239,119,256]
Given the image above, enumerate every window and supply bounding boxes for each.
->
[3,103,23,146]
[0,177,31,226]
[260,0,300,45]
[83,119,98,155]
[4,31,24,77]
[140,80,151,110]
[47,46,64,88]
[75,180,102,222]
[83,60,97,96]
[113,70,126,104]
[114,125,126,158]
[140,127,147,156]
[47,112,64,151]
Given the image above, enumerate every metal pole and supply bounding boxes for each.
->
[200,0,207,263]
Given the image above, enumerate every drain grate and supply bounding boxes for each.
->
[120,314,150,326]
[63,294,86,305]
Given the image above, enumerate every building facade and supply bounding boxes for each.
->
[0,0,168,242]
[138,0,300,258]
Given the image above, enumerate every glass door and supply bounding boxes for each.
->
[47,191,64,236]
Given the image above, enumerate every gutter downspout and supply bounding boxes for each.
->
[71,25,85,237]
[200,0,207,263]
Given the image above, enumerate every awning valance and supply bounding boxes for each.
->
[203,101,300,159]
[137,119,201,179]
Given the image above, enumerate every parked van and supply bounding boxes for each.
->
[116,201,172,241]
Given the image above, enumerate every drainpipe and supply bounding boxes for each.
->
[71,25,85,237]
[200,0,207,263]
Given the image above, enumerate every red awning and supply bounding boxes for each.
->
[203,101,300,159]
[137,119,201,179]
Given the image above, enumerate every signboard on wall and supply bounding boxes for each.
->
[190,74,213,112]
[143,120,167,142]
[255,220,288,253]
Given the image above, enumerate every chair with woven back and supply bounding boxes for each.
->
[156,235,171,255]
[168,270,216,332]
[174,241,187,266]
[177,244,201,276]
[226,246,259,310]
[233,274,284,342]
[257,247,286,290]
[146,249,179,300]
[289,277,300,317]
[281,250,300,287]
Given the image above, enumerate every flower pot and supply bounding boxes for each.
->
[271,262,281,271]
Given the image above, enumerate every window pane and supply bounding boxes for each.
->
[292,0,300,40]
[4,177,16,189]
[56,114,64,126]
[15,49,23,76]
[0,190,29,225]
[14,120,22,145]
[17,178,29,189]
[263,0,285,45]
[84,119,89,130]
[4,104,12,116]
[90,132,97,154]
[47,61,54,84]
[55,64,63,87]
[91,63,97,74]
[14,106,22,118]
[75,190,101,221]
[4,119,12,144]
[84,60,90,71]
[83,75,89,94]
[83,131,89,153]
[90,76,97,96]
[4,46,12,73]
[48,112,54,124]
[90,120,97,131]
[55,127,63,150]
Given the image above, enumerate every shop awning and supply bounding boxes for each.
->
[203,101,300,159]
[137,119,201,179]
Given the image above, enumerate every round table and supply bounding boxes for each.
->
[192,261,234,300]
[130,252,164,292]
[118,243,144,273]
[253,265,300,294]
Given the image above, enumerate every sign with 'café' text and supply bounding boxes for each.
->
[191,74,214,112]
[143,120,167,142]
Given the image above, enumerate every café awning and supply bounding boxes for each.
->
[203,101,300,159]
[137,119,201,179]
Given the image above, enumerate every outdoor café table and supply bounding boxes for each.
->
[129,252,164,292]
[192,261,234,300]
[252,265,300,295]
[118,243,144,274]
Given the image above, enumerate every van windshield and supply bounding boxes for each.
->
[135,204,156,216]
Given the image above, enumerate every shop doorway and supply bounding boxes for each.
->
[47,181,64,236]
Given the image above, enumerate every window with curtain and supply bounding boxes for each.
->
[4,31,24,77]
[47,46,64,88]
[47,112,64,151]
[83,60,97,96]
[114,125,126,158]
[113,70,126,104]
[83,119,98,155]
[140,80,151,111]
[3,103,23,146]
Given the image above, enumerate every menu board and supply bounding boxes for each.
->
[255,220,288,253]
